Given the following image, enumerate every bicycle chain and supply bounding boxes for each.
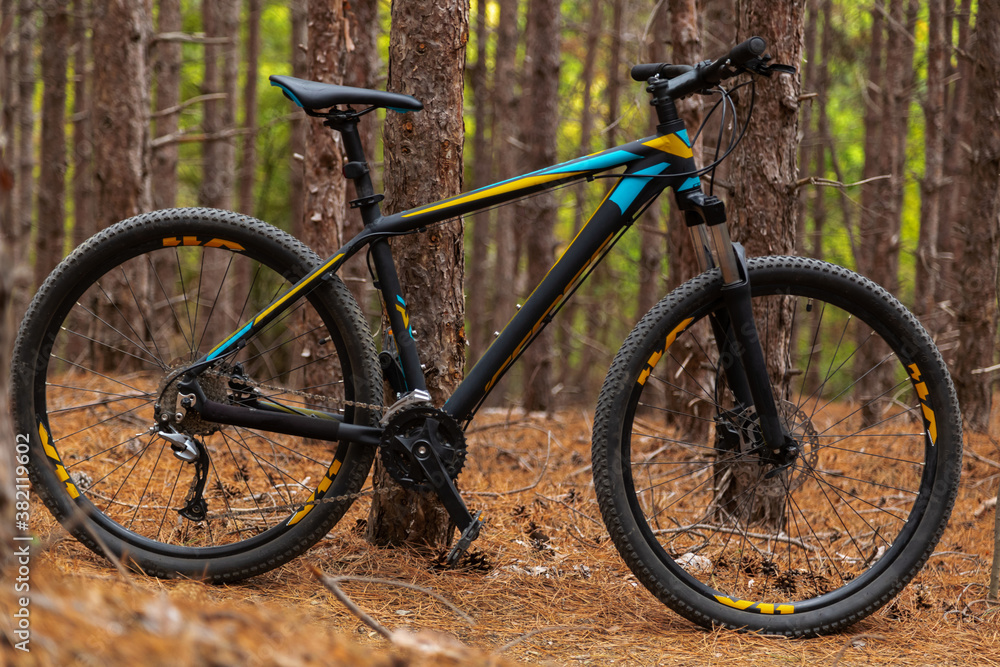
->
[193,369,390,522]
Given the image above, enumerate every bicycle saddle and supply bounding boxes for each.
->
[269,75,423,113]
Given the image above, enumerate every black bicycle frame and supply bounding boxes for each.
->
[189,111,745,447]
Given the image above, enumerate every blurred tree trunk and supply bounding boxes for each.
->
[71,0,94,244]
[301,0,348,254]
[289,0,308,240]
[935,0,973,366]
[856,0,918,423]
[35,0,69,288]
[488,0,521,391]
[637,2,668,319]
[659,0,710,442]
[92,0,150,227]
[16,0,35,280]
[151,0,181,211]
[238,0,260,217]
[467,0,493,363]
[0,243,15,559]
[343,0,380,316]
[520,0,560,413]
[367,0,469,549]
[953,0,1000,431]
[557,0,601,395]
[572,1,623,396]
[717,0,804,530]
[915,0,947,330]
[1,0,14,241]
[666,0,705,293]
[199,0,238,210]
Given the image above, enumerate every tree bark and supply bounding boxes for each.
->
[152,0,181,211]
[556,0,601,396]
[519,0,560,413]
[92,0,150,227]
[71,0,94,245]
[466,0,493,363]
[198,0,238,209]
[487,0,522,393]
[35,0,69,288]
[716,0,804,530]
[637,1,668,319]
[238,0,260,217]
[15,0,35,277]
[915,0,947,332]
[367,0,469,549]
[953,0,1000,431]
[0,0,14,243]
[289,0,308,240]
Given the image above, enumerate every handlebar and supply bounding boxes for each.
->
[630,36,768,98]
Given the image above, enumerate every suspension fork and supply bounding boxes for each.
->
[678,191,792,458]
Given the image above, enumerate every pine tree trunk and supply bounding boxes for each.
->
[199,0,237,210]
[0,242,14,557]
[557,0,600,395]
[716,0,804,531]
[366,0,469,549]
[152,0,181,211]
[520,0,560,413]
[289,0,308,240]
[953,0,1000,431]
[466,0,493,363]
[636,2,668,319]
[238,0,260,216]
[488,0,522,393]
[71,0,94,245]
[0,0,14,241]
[35,0,69,288]
[915,0,947,330]
[301,0,350,253]
[92,0,150,226]
[15,0,35,277]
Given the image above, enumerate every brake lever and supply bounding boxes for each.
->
[743,55,797,77]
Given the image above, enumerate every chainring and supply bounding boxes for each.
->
[379,406,467,491]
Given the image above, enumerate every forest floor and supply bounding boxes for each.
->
[4,408,1000,666]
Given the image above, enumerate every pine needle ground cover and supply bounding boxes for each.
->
[4,408,1000,666]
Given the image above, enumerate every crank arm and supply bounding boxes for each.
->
[408,439,483,564]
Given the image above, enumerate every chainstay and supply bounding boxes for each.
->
[195,369,386,521]
[202,368,385,414]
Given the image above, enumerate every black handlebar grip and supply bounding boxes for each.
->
[630,63,663,82]
[630,63,695,82]
[726,36,767,67]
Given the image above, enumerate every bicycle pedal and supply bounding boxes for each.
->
[445,511,484,567]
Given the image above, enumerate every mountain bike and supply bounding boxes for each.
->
[11,36,962,635]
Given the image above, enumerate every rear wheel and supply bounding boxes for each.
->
[592,257,961,635]
[12,208,381,581]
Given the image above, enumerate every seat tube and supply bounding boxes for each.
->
[369,239,428,394]
[333,116,428,394]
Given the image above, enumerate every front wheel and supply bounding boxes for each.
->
[592,257,961,635]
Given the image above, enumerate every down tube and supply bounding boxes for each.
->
[445,165,671,422]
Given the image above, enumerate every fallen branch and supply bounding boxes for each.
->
[309,566,475,641]
[494,625,596,654]
[795,174,891,190]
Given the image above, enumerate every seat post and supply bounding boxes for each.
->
[324,113,384,227]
